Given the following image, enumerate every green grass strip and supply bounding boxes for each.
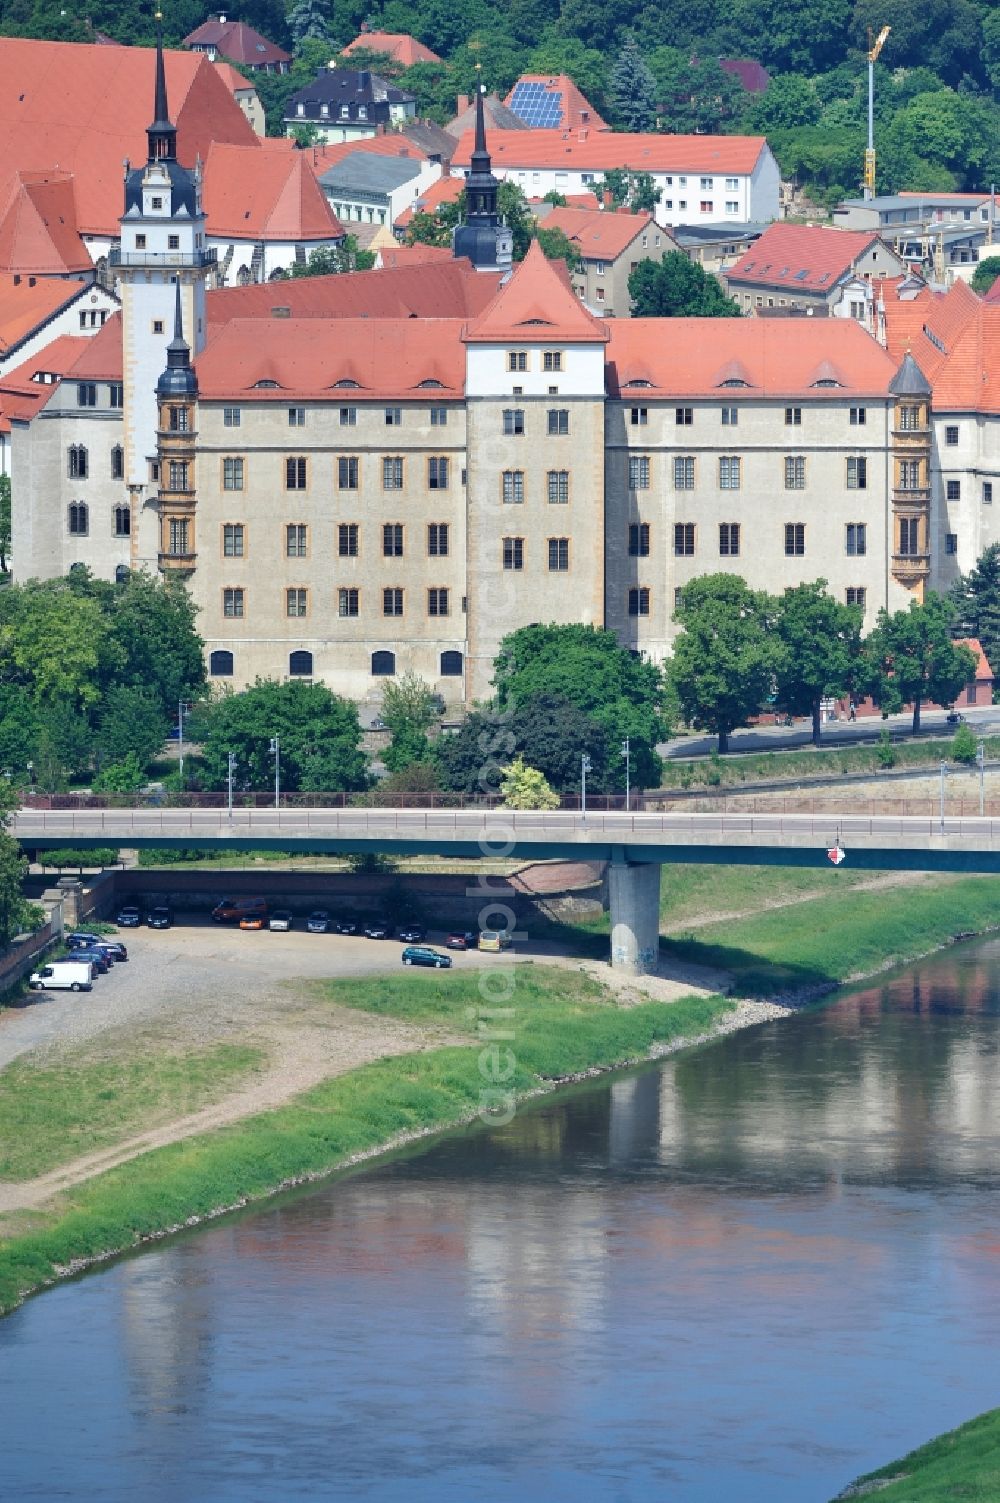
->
[831,1407,1000,1501]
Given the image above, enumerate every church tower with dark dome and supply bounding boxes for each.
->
[452,82,513,275]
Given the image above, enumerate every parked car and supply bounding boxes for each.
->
[307,910,330,933]
[29,959,93,992]
[70,947,110,974]
[401,946,452,969]
[478,929,512,952]
[211,897,267,924]
[398,924,425,943]
[239,911,265,930]
[445,931,477,950]
[116,905,141,928]
[363,921,391,939]
[946,710,966,725]
[334,919,358,935]
[268,910,293,932]
[90,942,118,966]
[100,940,128,962]
[147,906,172,929]
[66,931,104,951]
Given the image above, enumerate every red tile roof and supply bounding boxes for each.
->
[0,172,90,275]
[537,206,664,259]
[606,317,897,398]
[880,278,1000,412]
[984,274,1000,305]
[955,637,994,681]
[0,333,88,431]
[0,274,87,354]
[727,222,884,292]
[451,129,769,175]
[504,75,609,132]
[196,316,466,400]
[464,239,609,344]
[64,313,123,379]
[212,62,255,95]
[206,259,502,328]
[394,172,463,229]
[719,58,770,93]
[343,31,442,66]
[0,38,257,237]
[203,143,342,241]
[183,19,290,68]
[377,244,454,268]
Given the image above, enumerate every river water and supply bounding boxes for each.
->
[3,940,1000,1502]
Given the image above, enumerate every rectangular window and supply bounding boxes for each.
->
[382,457,403,490]
[630,407,648,426]
[547,409,569,435]
[847,457,868,490]
[167,233,180,250]
[338,456,359,489]
[899,517,920,555]
[899,460,921,490]
[502,470,524,504]
[113,504,130,537]
[984,482,994,505]
[784,522,805,556]
[285,456,307,489]
[846,522,867,556]
[507,351,527,372]
[503,409,525,436]
[383,587,404,617]
[721,406,738,426]
[719,522,740,556]
[338,523,358,557]
[430,406,448,426]
[850,406,866,426]
[674,456,695,490]
[169,461,189,491]
[77,383,96,407]
[286,523,308,558]
[700,176,713,190]
[785,406,802,426]
[68,447,87,479]
[628,523,650,557]
[428,523,449,556]
[223,407,241,427]
[338,587,359,617]
[548,537,569,571]
[675,407,693,426]
[385,407,402,426]
[223,523,244,557]
[946,532,958,555]
[223,586,244,618]
[222,457,244,491]
[628,587,650,617]
[784,455,805,490]
[288,407,306,427]
[547,470,569,504]
[168,406,189,433]
[629,455,650,490]
[543,351,562,372]
[719,456,742,491]
[286,587,307,618]
[899,406,919,431]
[946,479,961,501]
[428,587,449,616]
[383,522,404,557]
[945,425,959,446]
[503,536,524,570]
[674,522,695,556]
[428,456,449,490]
[846,587,866,608]
[109,383,123,409]
[340,407,357,426]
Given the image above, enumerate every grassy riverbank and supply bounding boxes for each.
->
[832,1407,1000,1500]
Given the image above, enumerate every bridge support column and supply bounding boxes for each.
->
[608,861,660,975]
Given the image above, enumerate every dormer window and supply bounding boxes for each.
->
[626,379,652,388]
[813,378,840,387]
[340,105,349,118]
[333,379,360,388]
[254,379,279,388]
[718,378,749,387]
[151,197,163,210]
[296,103,304,116]
[320,104,329,117]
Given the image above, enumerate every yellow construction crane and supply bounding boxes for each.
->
[864,26,891,198]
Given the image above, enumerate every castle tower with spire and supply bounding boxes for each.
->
[452,80,513,274]
[117,15,213,565]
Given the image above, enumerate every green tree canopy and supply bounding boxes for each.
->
[669,574,777,753]
[380,671,438,773]
[772,580,863,745]
[860,594,977,732]
[500,755,561,809]
[628,252,742,317]
[971,257,1000,297]
[534,225,583,272]
[949,544,1000,682]
[287,238,376,276]
[610,35,657,131]
[196,680,370,794]
[435,693,611,795]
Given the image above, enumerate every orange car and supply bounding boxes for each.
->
[239,911,265,930]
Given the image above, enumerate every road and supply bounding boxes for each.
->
[660,704,1000,758]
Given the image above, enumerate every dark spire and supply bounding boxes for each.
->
[171,277,184,344]
[452,71,511,273]
[147,11,178,163]
[157,279,198,397]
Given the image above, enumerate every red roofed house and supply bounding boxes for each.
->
[0,273,118,379]
[955,638,995,707]
[449,130,780,229]
[183,13,290,73]
[533,204,676,315]
[505,75,609,132]
[212,61,265,135]
[342,30,443,67]
[724,222,908,319]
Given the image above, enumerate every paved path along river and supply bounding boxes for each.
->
[2,938,1000,1501]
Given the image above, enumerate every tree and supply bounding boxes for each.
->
[743,73,821,133]
[500,755,560,809]
[408,183,534,260]
[0,475,10,574]
[628,253,742,317]
[610,35,657,131]
[288,0,330,45]
[649,51,745,135]
[597,168,661,213]
[95,687,170,770]
[534,226,582,272]
[380,671,437,774]
[492,623,667,787]
[860,594,977,732]
[971,256,1000,297]
[668,575,777,753]
[197,680,370,793]
[951,544,1000,680]
[435,694,611,794]
[772,580,863,745]
[92,751,146,793]
[288,238,375,276]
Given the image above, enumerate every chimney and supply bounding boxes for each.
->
[218,11,226,22]
[456,94,469,114]
[602,190,613,211]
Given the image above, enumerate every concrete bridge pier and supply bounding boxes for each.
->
[608,860,661,975]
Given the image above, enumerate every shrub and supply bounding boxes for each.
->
[952,723,978,764]
[39,847,119,869]
[876,730,896,769]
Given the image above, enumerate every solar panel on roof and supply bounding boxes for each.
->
[510,80,563,126]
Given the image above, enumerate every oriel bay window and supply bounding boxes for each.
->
[168,405,189,432]
[169,460,189,491]
[168,518,190,555]
[899,460,921,490]
[898,517,921,555]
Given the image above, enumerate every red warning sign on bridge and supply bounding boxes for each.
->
[827,845,846,865]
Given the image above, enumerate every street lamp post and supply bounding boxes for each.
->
[227,752,236,819]
[940,760,948,832]
[621,738,631,809]
[977,740,985,817]
[269,737,280,810]
[177,699,191,788]
[581,752,592,819]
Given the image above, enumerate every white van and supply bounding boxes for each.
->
[28,960,94,992]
